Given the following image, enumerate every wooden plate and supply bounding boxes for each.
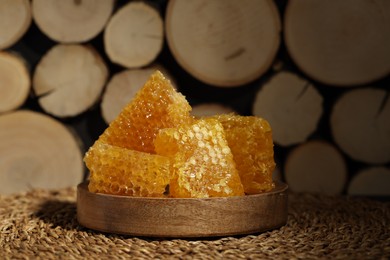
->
[77,181,288,238]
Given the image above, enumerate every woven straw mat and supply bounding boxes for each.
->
[1,187,389,259]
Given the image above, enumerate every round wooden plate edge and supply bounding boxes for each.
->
[77,181,288,238]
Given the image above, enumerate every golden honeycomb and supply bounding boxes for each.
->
[155,118,245,198]
[84,70,276,198]
[212,114,275,194]
[85,140,172,197]
[98,70,193,154]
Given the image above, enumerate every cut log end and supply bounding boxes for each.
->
[284,0,390,86]
[104,2,164,68]
[32,0,114,43]
[0,52,30,113]
[165,0,281,87]
[285,140,347,195]
[0,0,32,50]
[191,103,235,118]
[253,71,323,146]
[348,167,390,196]
[33,44,108,118]
[331,88,390,164]
[0,110,84,195]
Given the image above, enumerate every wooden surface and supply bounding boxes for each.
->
[0,0,31,50]
[348,167,390,196]
[0,52,30,113]
[284,0,390,86]
[32,0,114,43]
[330,88,390,164]
[0,110,84,195]
[77,181,288,238]
[253,71,323,146]
[285,140,347,195]
[33,44,108,118]
[104,1,163,68]
[165,0,281,87]
[191,103,235,117]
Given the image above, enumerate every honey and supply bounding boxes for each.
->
[155,118,244,198]
[98,70,193,153]
[85,141,171,197]
[213,114,275,194]
[84,71,275,198]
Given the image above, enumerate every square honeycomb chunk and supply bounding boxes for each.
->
[213,114,275,194]
[85,141,172,197]
[155,118,244,198]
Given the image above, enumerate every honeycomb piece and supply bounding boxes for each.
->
[155,118,244,198]
[85,140,172,197]
[212,114,275,194]
[99,70,193,153]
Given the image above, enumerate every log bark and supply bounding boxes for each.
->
[165,0,281,87]
[104,1,163,68]
[101,65,174,124]
[0,110,84,195]
[253,71,323,146]
[330,88,390,164]
[33,44,108,118]
[32,0,114,43]
[284,140,347,195]
[0,0,31,50]
[284,0,390,86]
[0,52,30,113]
[348,167,390,196]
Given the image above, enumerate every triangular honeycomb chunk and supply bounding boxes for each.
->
[98,70,193,153]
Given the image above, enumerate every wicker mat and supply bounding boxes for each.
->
[1,188,389,259]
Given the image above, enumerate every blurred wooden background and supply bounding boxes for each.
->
[0,0,389,196]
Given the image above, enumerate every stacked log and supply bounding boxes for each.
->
[32,0,114,43]
[253,71,323,147]
[330,88,390,164]
[0,110,83,195]
[0,52,30,113]
[284,141,347,195]
[104,1,164,68]
[32,44,108,118]
[0,0,31,50]
[348,167,390,196]
[165,0,281,87]
[284,0,390,86]
[0,0,388,196]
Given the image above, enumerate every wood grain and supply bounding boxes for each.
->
[0,0,31,50]
[77,181,288,238]
[33,44,108,118]
[348,167,390,196]
[104,1,163,68]
[32,0,114,43]
[0,110,84,195]
[191,103,235,117]
[253,71,323,146]
[330,88,390,164]
[165,0,281,87]
[284,0,390,86]
[0,52,30,113]
[285,140,347,195]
